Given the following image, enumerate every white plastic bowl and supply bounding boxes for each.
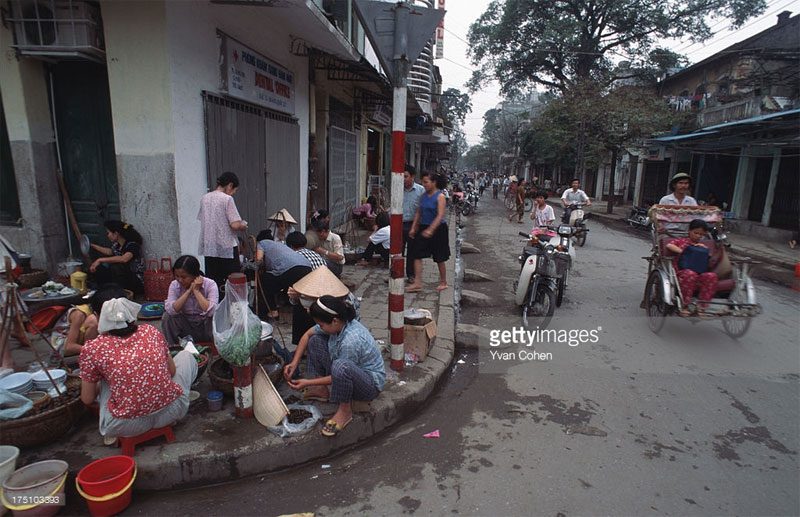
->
[31,369,66,384]
[0,372,32,392]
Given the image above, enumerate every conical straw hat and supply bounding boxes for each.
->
[253,364,289,427]
[292,265,349,298]
[267,208,298,225]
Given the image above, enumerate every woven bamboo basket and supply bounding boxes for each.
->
[0,377,86,448]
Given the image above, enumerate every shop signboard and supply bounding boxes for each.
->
[221,35,295,115]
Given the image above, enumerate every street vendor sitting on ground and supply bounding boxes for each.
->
[255,232,313,320]
[89,220,146,294]
[286,231,326,270]
[283,295,384,437]
[50,302,98,364]
[286,265,360,345]
[267,209,298,244]
[162,255,218,345]
[80,286,197,443]
[311,220,346,277]
[357,212,391,265]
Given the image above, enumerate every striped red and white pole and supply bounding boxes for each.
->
[389,83,408,372]
[228,273,254,418]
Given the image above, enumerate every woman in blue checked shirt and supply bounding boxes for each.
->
[283,295,385,437]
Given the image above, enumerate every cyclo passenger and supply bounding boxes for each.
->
[665,219,717,314]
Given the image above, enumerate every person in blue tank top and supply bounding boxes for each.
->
[406,172,450,292]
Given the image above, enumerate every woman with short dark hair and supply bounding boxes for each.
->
[198,172,248,290]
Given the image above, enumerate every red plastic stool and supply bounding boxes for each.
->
[118,426,175,457]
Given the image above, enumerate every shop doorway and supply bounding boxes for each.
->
[52,61,120,243]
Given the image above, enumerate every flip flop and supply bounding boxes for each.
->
[321,417,353,437]
[405,286,422,293]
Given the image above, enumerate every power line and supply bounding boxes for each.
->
[681,0,798,56]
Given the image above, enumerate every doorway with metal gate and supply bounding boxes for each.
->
[204,93,301,235]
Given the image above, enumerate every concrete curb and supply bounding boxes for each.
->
[20,231,456,491]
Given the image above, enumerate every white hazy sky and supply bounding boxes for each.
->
[435,0,800,146]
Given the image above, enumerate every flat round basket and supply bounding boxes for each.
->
[0,377,85,449]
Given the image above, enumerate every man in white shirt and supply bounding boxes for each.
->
[358,213,390,265]
[312,221,345,277]
[560,178,591,223]
[659,173,698,206]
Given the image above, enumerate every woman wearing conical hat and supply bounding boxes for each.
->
[287,265,360,346]
[267,208,298,243]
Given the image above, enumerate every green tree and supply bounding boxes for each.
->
[450,127,469,170]
[437,88,473,126]
[467,0,766,95]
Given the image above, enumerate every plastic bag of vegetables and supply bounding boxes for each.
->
[212,278,261,366]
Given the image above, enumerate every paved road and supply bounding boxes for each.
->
[126,196,799,516]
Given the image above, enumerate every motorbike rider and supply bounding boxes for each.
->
[560,178,591,223]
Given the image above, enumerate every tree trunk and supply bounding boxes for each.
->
[606,147,618,214]
[574,119,587,180]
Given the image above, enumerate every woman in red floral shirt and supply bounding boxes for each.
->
[80,287,197,442]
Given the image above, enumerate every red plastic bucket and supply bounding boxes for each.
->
[75,456,136,517]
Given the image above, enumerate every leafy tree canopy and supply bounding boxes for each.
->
[438,88,473,126]
[467,0,766,95]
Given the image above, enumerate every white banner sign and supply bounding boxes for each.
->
[223,36,295,115]
[435,0,445,59]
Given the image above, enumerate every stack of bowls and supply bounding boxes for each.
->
[0,372,33,395]
[31,369,67,391]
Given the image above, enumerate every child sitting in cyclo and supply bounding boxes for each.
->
[665,219,718,313]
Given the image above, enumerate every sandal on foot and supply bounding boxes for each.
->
[405,286,422,293]
[321,417,353,437]
[302,386,329,402]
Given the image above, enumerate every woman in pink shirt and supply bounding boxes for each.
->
[162,255,219,345]
[198,172,248,290]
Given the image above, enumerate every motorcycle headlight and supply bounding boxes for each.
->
[558,225,572,236]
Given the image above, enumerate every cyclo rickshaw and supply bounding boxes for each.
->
[642,205,761,337]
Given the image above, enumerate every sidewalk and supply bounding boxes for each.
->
[549,201,799,280]
[14,228,456,490]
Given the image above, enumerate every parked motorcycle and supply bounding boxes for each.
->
[627,205,650,230]
[466,186,480,209]
[564,203,589,247]
[513,226,573,329]
[451,193,473,216]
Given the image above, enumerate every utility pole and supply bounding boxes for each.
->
[355,0,444,372]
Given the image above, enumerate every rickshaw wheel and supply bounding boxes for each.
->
[722,316,751,338]
[645,271,667,333]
